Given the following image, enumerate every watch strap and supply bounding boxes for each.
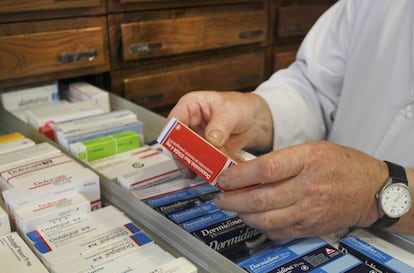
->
[385,160,408,184]
[370,213,399,228]
[370,161,408,229]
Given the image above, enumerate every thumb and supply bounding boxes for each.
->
[204,115,235,148]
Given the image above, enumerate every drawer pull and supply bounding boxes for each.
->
[236,74,261,85]
[58,49,97,64]
[129,42,163,54]
[132,94,164,105]
[284,23,302,32]
[239,30,263,39]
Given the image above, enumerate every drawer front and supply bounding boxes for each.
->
[0,17,109,81]
[118,0,164,3]
[107,0,259,13]
[120,10,267,61]
[277,4,331,38]
[0,0,101,14]
[119,51,266,109]
[274,49,297,71]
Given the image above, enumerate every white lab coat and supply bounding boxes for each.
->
[254,0,414,168]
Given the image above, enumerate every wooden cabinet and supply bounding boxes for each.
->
[0,0,108,88]
[0,0,337,115]
[272,0,336,71]
[273,44,300,71]
[277,2,334,38]
[109,1,271,114]
[0,0,106,23]
[0,17,109,85]
[0,0,101,13]
[119,10,266,61]
[106,0,258,13]
[112,50,267,114]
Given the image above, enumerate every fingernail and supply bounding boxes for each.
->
[208,129,223,145]
[217,173,228,189]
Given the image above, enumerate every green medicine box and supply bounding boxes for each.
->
[70,130,141,162]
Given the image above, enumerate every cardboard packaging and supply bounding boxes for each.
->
[157,117,235,186]
[0,232,49,273]
[26,100,104,128]
[67,82,110,113]
[70,130,141,162]
[13,192,92,234]
[0,81,59,111]
[0,206,10,236]
[338,229,414,272]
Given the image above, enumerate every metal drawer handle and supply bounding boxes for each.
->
[239,30,263,39]
[129,42,163,54]
[58,49,97,64]
[236,74,261,85]
[284,23,302,32]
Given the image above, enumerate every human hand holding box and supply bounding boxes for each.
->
[157,117,235,186]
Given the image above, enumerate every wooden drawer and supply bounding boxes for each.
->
[274,50,296,71]
[0,17,110,84]
[0,0,101,14]
[273,44,300,71]
[109,3,268,67]
[112,51,267,110]
[107,0,259,13]
[0,0,106,23]
[277,3,333,38]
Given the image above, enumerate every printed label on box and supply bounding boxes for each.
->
[157,118,235,185]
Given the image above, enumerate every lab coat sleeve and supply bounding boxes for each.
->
[254,0,359,149]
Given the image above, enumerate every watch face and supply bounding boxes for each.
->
[380,183,412,218]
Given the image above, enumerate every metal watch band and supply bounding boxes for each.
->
[370,161,408,229]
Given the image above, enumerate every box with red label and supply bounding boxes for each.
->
[157,118,235,186]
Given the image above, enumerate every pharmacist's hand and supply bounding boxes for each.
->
[167,91,273,156]
[214,141,388,241]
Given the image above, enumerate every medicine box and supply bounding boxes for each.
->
[2,160,100,209]
[78,244,175,273]
[238,237,335,273]
[133,178,206,201]
[0,132,24,144]
[0,232,49,273]
[116,148,182,190]
[1,153,74,187]
[67,82,110,113]
[70,130,141,162]
[157,117,235,186]
[143,182,219,208]
[0,137,35,155]
[55,109,140,150]
[154,191,217,216]
[49,232,153,273]
[0,81,59,111]
[90,145,173,180]
[26,206,130,250]
[0,142,61,172]
[139,257,198,273]
[13,192,92,234]
[0,206,10,236]
[38,222,142,266]
[191,216,262,255]
[338,229,414,272]
[308,253,364,273]
[26,100,104,128]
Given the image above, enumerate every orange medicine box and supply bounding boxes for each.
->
[157,117,235,186]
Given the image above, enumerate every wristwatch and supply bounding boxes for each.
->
[371,161,412,228]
